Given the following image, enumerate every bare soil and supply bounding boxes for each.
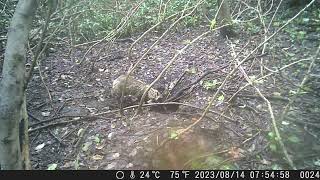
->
[26,24,319,170]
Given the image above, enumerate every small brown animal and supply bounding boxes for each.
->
[111,75,162,105]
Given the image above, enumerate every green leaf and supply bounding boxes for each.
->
[288,135,300,143]
[254,78,264,84]
[203,80,218,90]
[47,163,57,170]
[82,141,92,152]
[273,92,281,97]
[182,39,192,45]
[267,131,275,139]
[94,134,100,144]
[314,159,320,166]
[218,95,224,102]
[74,154,80,170]
[186,67,196,74]
[169,131,179,140]
[287,52,295,57]
[289,90,297,95]
[210,19,216,30]
[302,18,309,23]
[269,143,277,152]
[271,164,281,170]
[273,21,280,27]
[249,75,256,81]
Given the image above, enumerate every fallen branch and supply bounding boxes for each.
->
[29,115,87,128]
[235,94,289,102]
[28,116,108,133]
[166,64,229,102]
[94,102,237,123]
[28,112,67,146]
[229,37,296,169]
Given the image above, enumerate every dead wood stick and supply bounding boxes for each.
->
[29,115,88,128]
[28,112,67,146]
[235,94,289,102]
[29,101,236,132]
[28,116,105,133]
[165,70,187,100]
[94,102,237,123]
[166,64,229,102]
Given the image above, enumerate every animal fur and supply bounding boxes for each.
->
[112,75,162,105]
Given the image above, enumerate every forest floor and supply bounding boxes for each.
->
[26,16,320,170]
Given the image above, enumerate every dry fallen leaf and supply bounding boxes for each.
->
[107,132,114,140]
[261,159,271,165]
[73,117,81,120]
[112,153,120,158]
[126,163,133,168]
[228,147,243,159]
[98,96,105,102]
[35,143,45,151]
[62,161,74,168]
[60,74,67,80]
[129,148,137,157]
[96,144,105,150]
[105,162,117,170]
[92,154,104,160]
[41,111,50,117]
[111,123,116,129]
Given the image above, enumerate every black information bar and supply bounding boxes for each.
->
[0,170,319,180]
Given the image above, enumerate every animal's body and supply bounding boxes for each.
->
[111,75,161,104]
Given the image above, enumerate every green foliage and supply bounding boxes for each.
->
[74,154,80,170]
[280,6,320,43]
[271,164,282,170]
[267,131,279,153]
[202,79,220,90]
[287,135,300,143]
[47,163,58,170]
[186,66,197,73]
[244,21,261,35]
[1,0,219,44]
[169,131,179,140]
[82,141,92,152]
[60,0,209,42]
[209,19,216,30]
[217,94,224,102]
[94,134,101,144]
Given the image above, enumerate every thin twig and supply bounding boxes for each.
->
[171,0,316,159]
[79,0,146,65]
[28,116,107,133]
[28,112,67,146]
[135,30,211,114]
[166,64,229,102]
[25,4,54,86]
[120,1,205,115]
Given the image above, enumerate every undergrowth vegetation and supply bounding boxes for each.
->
[0,0,319,170]
[45,0,217,42]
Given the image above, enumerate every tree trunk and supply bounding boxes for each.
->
[217,0,236,37]
[0,0,37,170]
